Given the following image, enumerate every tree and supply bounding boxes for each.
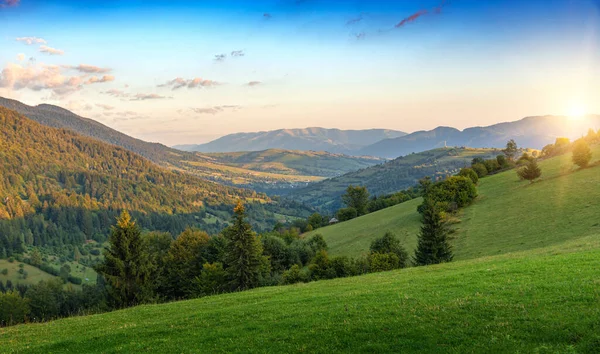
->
[586,128,598,142]
[496,155,509,169]
[503,139,518,161]
[369,232,408,268]
[414,199,453,266]
[223,201,264,291]
[164,228,209,299]
[196,262,227,296]
[307,213,324,230]
[30,248,42,266]
[0,290,30,326]
[471,163,488,178]
[458,168,478,185]
[342,185,370,216]
[572,139,593,168]
[517,159,542,183]
[59,264,71,283]
[95,211,154,308]
[336,207,358,222]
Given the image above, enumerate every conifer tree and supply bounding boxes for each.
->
[414,200,453,266]
[517,159,542,183]
[223,201,264,291]
[95,211,154,308]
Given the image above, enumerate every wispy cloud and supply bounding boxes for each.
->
[69,64,112,74]
[246,81,262,87]
[130,93,171,101]
[394,10,428,28]
[16,37,47,45]
[102,89,130,98]
[85,75,114,84]
[40,45,64,56]
[190,105,241,115]
[95,103,115,110]
[214,54,227,62]
[1,0,20,7]
[158,77,221,90]
[263,13,272,20]
[231,50,245,57]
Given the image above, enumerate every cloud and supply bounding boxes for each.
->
[355,32,366,40]
[231,50,245,57]
[69,64,112,74]
[102,89,130,98]
[17,54,25,61]
[1,0,20,7]
[158,77,221,90]
[65,101,93,112]
[16,37,47,45]
[130,93,171,101]
[95,103,115,110]
[395,10,428,28]
[246,81,262,87]
[40,45,65,56]
[346,15,364,26]
[263,13,272,20]
[190,105,241,115]
[214,54,227,62]
[0,62,116,97]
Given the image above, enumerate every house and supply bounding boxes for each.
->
[329,218,339,225]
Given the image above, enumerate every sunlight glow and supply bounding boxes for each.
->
[567,102,587,121]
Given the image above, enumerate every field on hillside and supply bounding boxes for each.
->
[2,235,599,353]
[0,260,56,287]
[305,145,600,260]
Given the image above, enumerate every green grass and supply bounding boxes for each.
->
[306,145,600,260]
[0,260,56,287]
[2,235,599,353]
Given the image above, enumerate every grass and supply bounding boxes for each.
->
[306,144,600,260]
[2,235,599,353]
[0,260,56,287]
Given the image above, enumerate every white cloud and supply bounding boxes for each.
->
[40,45,64,56]
[15,37,46,45]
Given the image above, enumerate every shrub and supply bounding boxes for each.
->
[517,159,542,183]
[420,176,478,213]
[369,232,409,268]
[572,139,593,168]
[458,168,479,185]
[281,264,308,285]
[496,155,509,168]
[483,159,500,173]
[336,207,358,222]
[471,163,488,178]
[369,253,400,272]
[0,291,30,326]
[1,269,7,275]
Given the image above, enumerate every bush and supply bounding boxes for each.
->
[336,207,358,222]
[419,176,478,213]
[369,232,408,268]
[281,264,308,285]
[458,168,479,185]
[483,159,500,173]
[496,155,509,168]
[572,139,592,168]
[0,291,30,326]
[517,159,542,183]
[1,269,7,275]
[471,163,488,178]
[369,253,400,272]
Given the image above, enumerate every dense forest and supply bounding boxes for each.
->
[0,107,311,255]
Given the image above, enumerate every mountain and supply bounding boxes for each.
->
[359,115,600,158]
[206,149,384,178]
[0,97,377,192]
[0,106,311,256]
[285,147,503,212]
[175,128,407,154]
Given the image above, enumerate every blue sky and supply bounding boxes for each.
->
[1,0,599,145]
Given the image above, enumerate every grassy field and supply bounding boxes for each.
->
[305,144,600,260]
[2,235,599,353]
[0,260,56,287]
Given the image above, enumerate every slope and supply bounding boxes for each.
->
[287,147,502,212]
[304,144,600,259]
[359,115,600,158]
[3,235,599,353]
[0,106,294,255]
[206,149,384,177]
[177,127,406,154]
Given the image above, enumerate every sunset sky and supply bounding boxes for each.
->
[1,0,599,145]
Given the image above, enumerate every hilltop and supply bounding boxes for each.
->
[286,147,502,212]
[305,144,600,259]
[176,127,407,154]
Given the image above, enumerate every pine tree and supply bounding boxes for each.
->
[95,211,154,308]
[223,201,264,291]
[413,200,453,266]
[517,159,542,183]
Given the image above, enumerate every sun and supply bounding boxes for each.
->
[567,103,587,121]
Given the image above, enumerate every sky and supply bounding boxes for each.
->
[1,0,600,146]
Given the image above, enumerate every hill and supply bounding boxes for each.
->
[359,115,600,158]
[286,147,503,212]
[176,127,407,154]
[3,235,599,353]
[304,144,600,259]
[0,97,376,191]
[206,149,384,178]
[0,106,308,256]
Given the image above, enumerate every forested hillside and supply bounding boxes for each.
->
[0,107,307,256]
[286,147,503,212]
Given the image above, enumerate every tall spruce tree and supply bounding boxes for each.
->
[223,201,264,291]
[95,211,154,308]
[414,199,453,266]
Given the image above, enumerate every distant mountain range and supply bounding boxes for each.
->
[174,128,407,154]
[178,116,600,159]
